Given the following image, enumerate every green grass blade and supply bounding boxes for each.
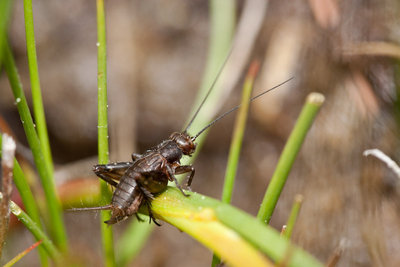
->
[217,204,321,267]
[23,0,54,174]
[0,135,48,266]
[257,93,325,223]
[150,187,323,267]
[153,189,273,267]
[211,254,221,267]
[0,0,12,65]
[221,62,258,203]
[116,223,153,266]
[283,194,303,240]
[12,161,49,265]
[3,40,67,252]
[96,1,116,266]
[0,193,61,260]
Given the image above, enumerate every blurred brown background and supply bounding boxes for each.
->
[1,0,400,266]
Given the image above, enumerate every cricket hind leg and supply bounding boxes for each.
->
[145,201,161,226]
[175,165,195,191]
[104,207,127,225]
[123,190,146,224]
[122,187,160,226]
[131,153,143,161]
[93,162,133,187]
[139,187,161,226]
[135,213,145,222]
[141,199,160,226]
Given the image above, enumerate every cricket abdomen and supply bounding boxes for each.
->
[112,171,141,209]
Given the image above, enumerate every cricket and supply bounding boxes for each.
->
[70,63,292,225]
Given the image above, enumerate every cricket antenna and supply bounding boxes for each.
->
[183,49,233,133]
[66,204,113,212]
[192,77,294,141]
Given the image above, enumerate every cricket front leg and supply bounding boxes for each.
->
[166,165,189,197]
[93,162,133,187]
[175,165,195,191]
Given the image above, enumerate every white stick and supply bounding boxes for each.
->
[363,148,400,179]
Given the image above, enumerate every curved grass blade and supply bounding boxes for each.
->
[150,187,323,267]
[0,192,60,260]
[0,135,49,266]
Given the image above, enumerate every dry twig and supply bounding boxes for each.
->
[0,134,16,257]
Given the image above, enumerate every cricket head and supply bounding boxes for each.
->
[170,132,196,156]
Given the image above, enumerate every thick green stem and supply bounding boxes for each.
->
[257,93,325,223]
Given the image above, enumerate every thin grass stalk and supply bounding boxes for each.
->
[0,0,12,65]
[0,135,49,265]
[257,93,325,223]
[23,0,54,174]
[221,61,259,203]
[96,0,116,266]
[22,0,59,260]
[3,240,43,267]
[116,1,236,265]
[0,193,61,260]
[182,0,236,160]
[212,62,259,266]
[283,194,303,240]
[3,41,67,252]
[325,245,343,267]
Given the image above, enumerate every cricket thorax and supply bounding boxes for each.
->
[159,140,183,163]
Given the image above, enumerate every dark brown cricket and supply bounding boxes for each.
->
[70,72,292,225]
[93,131,196,224]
